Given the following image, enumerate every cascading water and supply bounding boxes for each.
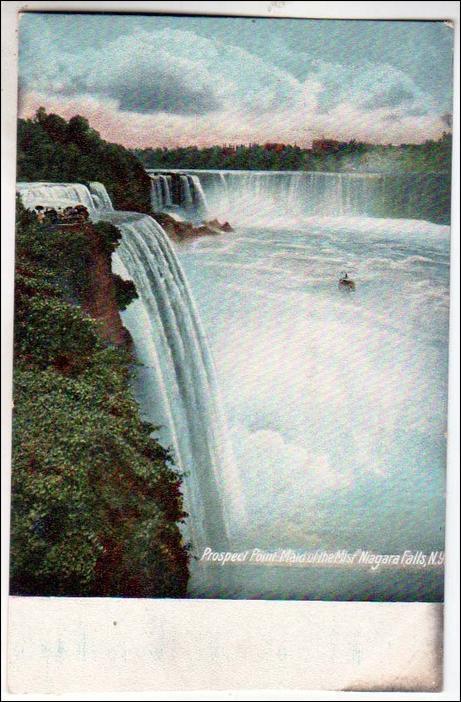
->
[150,174,173,211]
[16,181,113,213]
[149,169,450,225]
[189,174,209,215]
[162,175,173,207]
[180,175,194,208]
[89,181,114,210]
[16,181,243,595]
[148,171,209,218]
[108,212,244,594]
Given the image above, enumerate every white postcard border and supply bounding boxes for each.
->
[2,2,459,698]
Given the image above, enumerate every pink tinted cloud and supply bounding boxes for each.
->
[20,93,157,148]
[20,91,448,149]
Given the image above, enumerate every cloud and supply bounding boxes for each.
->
[313,60,435,117]
[98,62,221,115]
[361,84,416,110]
[20,27,302,117]
[18,21,449,146]
[19,24,221,115]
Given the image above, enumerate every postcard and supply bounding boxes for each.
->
[4,2,458,694]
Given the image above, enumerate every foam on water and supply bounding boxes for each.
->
[176,217,449,599]
[152,169,450,227]
[16,181,113,213]
[16,177,448,600]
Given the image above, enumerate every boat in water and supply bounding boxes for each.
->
[339,272,356,290]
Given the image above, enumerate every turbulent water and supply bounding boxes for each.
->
[148,168,450,225]
[17,175,449,600]
[172,174,450,601]
[16,181,113,213]
[109,213,244,552]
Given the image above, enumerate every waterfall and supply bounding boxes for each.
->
[149,174,173,211]
[16,178,242,593]
[147,169,450,225]
[148,171,209,218]
[150,175,162,211]
[199,170,383,222]
[105,212,245,592]
[16,181,113,214]
[161,175,173,206]
[189,175,209,214]
[89,181,114,210]
[179,175,194,207]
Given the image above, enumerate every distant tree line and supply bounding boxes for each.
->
[17,108,151,212]
[134,133,452,174]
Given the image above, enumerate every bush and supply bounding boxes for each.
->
[10,198,189,597]
[17,109,152,213]
[113,275,138,311]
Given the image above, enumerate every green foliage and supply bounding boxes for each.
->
[113,275,138,311]
[17,109,152,213]
[11,363,188,597]
[135,134,452,223]
[135,133,453,174]
[15,196,92,301]
[15,293,100,374]
[10,199,189,597]
[92,220,122,254]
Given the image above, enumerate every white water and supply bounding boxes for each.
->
[16,181,113,213]
[148,171,208,217]
[150,168,448,227]
[89,181,114,210]
[189,174,209,214]
[175,210,449,600]
[197,170,376,223]
[17,182,244,595]
[17,175,449,600]
[104,212,245,595]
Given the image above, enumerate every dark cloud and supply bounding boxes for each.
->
[441,112,452,128]
[108,76,221,115]
[361,84,416,110]
[382,112,402,123]
[405,106,431,117]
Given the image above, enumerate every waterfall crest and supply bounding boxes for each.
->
[106,213,245,565]
[16,181,243,592]
[147,169,449,225]
[16,181,113,213]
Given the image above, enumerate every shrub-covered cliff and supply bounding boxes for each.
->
[17,109,151,213]
[10,198,189,597]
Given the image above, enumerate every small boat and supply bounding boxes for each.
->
[339,273,356,290]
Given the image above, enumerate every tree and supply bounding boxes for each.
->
[11,198,189,597]
[17,112,152,213]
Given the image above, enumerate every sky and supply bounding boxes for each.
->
[18,13,454,148]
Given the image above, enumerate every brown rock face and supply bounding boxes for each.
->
[154,212,234,241]
[220,221,234,232]
[204,218,234,233]
[77,224,132,347]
